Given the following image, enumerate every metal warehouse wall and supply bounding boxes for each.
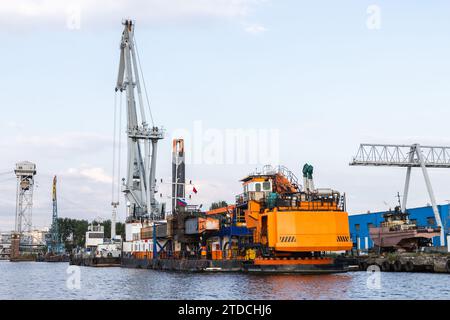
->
[348,204,450,250]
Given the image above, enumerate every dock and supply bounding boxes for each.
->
[341,253,450,273]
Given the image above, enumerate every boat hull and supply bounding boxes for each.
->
[120,257,348,274]
[69,255,121,267]
[369,227,440,250]
[243,258,348,274]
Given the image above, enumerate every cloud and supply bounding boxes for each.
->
[5,121,24,129]
[0,0,266,29]
[66,166,113,184]
[243,23,267,34]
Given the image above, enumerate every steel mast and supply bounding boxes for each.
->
[115,19,164,221]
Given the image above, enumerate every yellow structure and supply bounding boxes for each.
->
[239,166,352,258]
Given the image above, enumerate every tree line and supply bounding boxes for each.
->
[56,202,229,251]
[56,218,125,251]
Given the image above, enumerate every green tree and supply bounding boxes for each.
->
[92,219,125,239]
[56,218,126,251]
[210,201,228,210]
[57,218,89,251]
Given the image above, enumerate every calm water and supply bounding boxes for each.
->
[1,260,450,300]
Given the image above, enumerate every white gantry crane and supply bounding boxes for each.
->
[350,143,450,246]
[113,20,164,221]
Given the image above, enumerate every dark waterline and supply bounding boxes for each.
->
[1,261,449,300]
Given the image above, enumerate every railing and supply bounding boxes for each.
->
[236,191,345,212]
[276,199,342,212]
[250,165,300,189]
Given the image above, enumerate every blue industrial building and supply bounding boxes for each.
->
[348,204,450,250]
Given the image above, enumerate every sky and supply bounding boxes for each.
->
[1,0,450,231]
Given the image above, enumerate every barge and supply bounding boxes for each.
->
[120,141,353,273]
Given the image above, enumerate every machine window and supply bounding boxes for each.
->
[263,181,271,191]
[255,183,261,192]
[355,224,360,231]
[427,217,436,226]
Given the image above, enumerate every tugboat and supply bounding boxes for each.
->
[369,205,441,252]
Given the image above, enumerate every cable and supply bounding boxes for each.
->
[133,34,155,127]
[111,92,118,204]
[117,92,123,203]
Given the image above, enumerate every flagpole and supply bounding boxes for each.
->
[174,148,178,215]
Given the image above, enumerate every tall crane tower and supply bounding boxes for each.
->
[114,20,164,221]
[350,143,450,246]
[47,175,64,254]
[14,161,36,235]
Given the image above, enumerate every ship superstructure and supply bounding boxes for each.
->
[237,165,353,272]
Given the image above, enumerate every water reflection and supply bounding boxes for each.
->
[0,261,449,300]
[250,274,353,300]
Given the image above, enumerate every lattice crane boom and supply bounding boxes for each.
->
[350,144,450,168]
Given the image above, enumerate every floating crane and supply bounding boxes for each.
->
[113,20,165,221]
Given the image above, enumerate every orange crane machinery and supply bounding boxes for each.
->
[238,165,353,273]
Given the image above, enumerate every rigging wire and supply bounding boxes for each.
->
[111,91,124,208]
[111,92,118,204]
[117,92,123,203]
[133,34,155,127]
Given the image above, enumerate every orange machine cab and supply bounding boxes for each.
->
[237,166,353,256]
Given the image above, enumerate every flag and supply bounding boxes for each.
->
[177,198,187,207]
[193,187,198,194]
